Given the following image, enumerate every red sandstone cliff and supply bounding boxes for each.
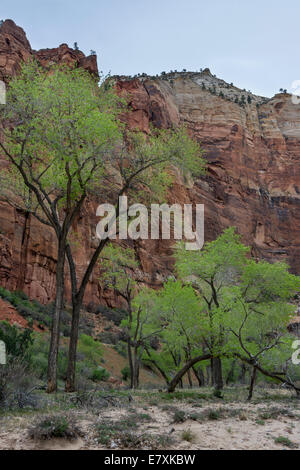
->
[0,19,98,83]
[0,20,299,308]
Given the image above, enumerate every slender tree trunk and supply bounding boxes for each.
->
[212,357,223,391]
[65,301,81,392]
[128,339,134,389]
[132,348,138,389]
[247,366,257,401]
[17,211,31,291]
[132,346,141,389]
[239,363,247,384]
[210,358,214,386]
[47,240,65,393]
[187,369,193,388]
[192,366,204,387]
[65,238,108,392]
[226,360,236,385]
[206,366,211,386]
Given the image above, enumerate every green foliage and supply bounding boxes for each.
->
[90,367,110,382]
[138,228,300,390]
[29,415,81,440]
[99,243,138,296]
[0,286,92,336]
[0,321,33,360]
[181,429,196,442]
[172,410,186,423]
[175,227,300,364]
[29,333,104,383]
[121,365,131,381]
[77,334,103,365]
[0,61,123,216]
[274,436,297,448]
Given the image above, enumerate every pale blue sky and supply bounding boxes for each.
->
[2,0,299,97]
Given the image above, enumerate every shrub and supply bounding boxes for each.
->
[0,287,92,336]
[208,409,221,420]
[0,321,33,360]
[29,415,82,440]
[121,365,131,381]
[172,410,186,423]
[98,331,120,345]
[95,305,127,326]
[0,360,39,410]
[274,436,298,449]
[181,429,196,442]
[95,419,173,449]
[90,367,110,382]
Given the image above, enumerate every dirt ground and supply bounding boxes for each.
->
[0,387,300,450]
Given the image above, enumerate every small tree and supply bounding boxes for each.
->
[122,287,164,388]
[168,228,300,395]
[139,280,212,389]
[0,62,122,392]
[99,243,138,388]
[175,228,248,392]
[227,259,300,399]
[0,62,205,392]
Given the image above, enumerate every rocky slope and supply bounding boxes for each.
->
[0,20,299,307]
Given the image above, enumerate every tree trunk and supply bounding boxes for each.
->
[187,369,193,388]
[47,241,65,393]
[206,366,211,386]
[65,301,81,392]
[210,358,214,386]
[127,339,134,389]
[212,357,223,391]
[239,363,247,384]
[167,354,212,392]
[226,360,236,385]
[192,366,204,387]
[132,346,142,389]
[247,366,257,401]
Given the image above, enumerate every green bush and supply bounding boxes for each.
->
[121,365,131,381]
[0,287,92,336]
[0,321,33,360]
[90,367,110,382]
[29,415,82,440]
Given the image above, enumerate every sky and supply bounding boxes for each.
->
[1,0,300,97]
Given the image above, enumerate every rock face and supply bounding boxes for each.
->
[0,19,98,83]
[0,19,32,83]
[0,20,299,307]
[116,72,300,275]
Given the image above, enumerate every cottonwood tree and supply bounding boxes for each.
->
[168,228,300,396]
[65,124,205,392]
[137,280,213,389]
[98,243,139,388]
[0,61,206,392]
[175,227,248,393]
[124,287,167,388]
[99,247,167,389]
[226,259,300,399]
[0,61,121,392]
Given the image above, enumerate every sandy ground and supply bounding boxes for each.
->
[0,389,300,450]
